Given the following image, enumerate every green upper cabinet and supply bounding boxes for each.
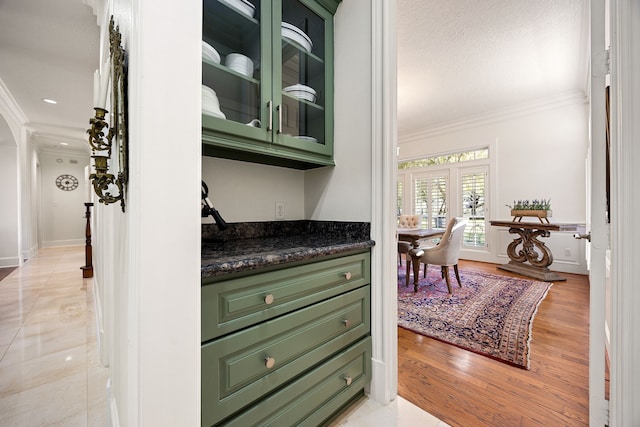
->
[202,0,340,169]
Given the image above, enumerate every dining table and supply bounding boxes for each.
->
[397,228,446,285]
[397,227,445,248]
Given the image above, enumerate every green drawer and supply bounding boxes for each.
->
[202,286,370,427]
[219,337,372,427]
[202,252,370,341]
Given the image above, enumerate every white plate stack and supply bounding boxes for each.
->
[281,22,312,53]
[294,136,318,143]
[202,85,226,119]
[202,41,221,64]
[220,0,255,18]
[225,53,254,77]
[283,84,317,103]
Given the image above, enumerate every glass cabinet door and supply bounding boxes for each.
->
[202,0,271,142]
[273,0,333,155]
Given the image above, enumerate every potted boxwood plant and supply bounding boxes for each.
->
[506,199,552,223]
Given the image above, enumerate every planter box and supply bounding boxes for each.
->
[511,209,552,223]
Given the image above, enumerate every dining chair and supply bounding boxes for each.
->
[397,214,421,270]
[397,241,412,286]
[397,214,421,229]
[407,217,468,293]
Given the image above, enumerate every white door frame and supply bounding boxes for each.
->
[609,0,640,425]
[588,1,608,425]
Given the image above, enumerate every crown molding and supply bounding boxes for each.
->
[399,90,588,143]
[28,123,90,155]
[0,78,29,145]
[27,123,87,143]
[38,146,91,157]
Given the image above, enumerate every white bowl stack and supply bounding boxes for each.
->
[202,85,226,119]
[225,53,254,77]
[202,41,221,64]
[294,136,318,143]
[281,22,312,53]
[283,84,317,103]
[220,0,255,18]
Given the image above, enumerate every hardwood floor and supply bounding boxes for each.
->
[398,259,590,427]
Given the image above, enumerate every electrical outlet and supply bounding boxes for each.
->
[275,202,285,220]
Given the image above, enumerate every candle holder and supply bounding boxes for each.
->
[87,107,113,155]
[87,15,128,212]
[89,155,125,209]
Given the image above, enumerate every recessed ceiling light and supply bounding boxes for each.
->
[42,98,57,104]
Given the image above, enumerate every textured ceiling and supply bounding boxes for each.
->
[0,1,588,150]
[397,0,588,136]
[0,0,99,151]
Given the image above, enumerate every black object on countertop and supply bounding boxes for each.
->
[201,180,227,230]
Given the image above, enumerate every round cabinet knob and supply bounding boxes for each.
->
[342,319,351,328]
[265,357,276,369]
[343,376,353,386]
[343,272,352,280]
[264,294,275,305]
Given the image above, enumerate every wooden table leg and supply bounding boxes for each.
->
[81,203,94,278]
[497,226,566,281]
[409,247,424,291]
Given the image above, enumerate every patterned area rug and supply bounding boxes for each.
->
[397,266,552,369]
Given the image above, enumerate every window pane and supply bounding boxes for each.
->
[398,146,489,170]
[413,174,448,229]
[430,176,447,228]
[461,171,487,247]
[414,177,429,227]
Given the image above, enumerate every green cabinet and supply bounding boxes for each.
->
[202,0,341,169]
[201,251,371,426]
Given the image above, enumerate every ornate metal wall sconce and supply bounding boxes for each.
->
[87,16,128,212]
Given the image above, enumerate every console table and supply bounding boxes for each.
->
[489,220,583,281]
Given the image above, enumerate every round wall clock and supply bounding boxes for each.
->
[55,174,79,191]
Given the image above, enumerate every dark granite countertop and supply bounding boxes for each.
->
[201,221,374,280]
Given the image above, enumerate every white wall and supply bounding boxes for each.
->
[93,0,376,425]
[202,157,305,222]
[39,151,90,247]
[201,1,374,225]
[399,96,589,274]
[0,145,19,266]
[1,82,39,262]
[305,0,372,222]
[96,0,203,425]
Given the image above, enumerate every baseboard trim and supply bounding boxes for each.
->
[22,244,38,262]
[0,257,20,267]
[107,378,120,427]
[41,239,84,248]
[93,276,109,367]
[367,357,395,404]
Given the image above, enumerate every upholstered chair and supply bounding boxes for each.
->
[397,241,412,283]
[407,217,468,293]
[397,214,421,229]
[397,214,421,270]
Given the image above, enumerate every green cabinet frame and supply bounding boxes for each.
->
[201,250,371,426]
[202,0,341,169]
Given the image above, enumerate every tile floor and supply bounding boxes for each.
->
[0,246,108,426]
[0,246,447,427]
